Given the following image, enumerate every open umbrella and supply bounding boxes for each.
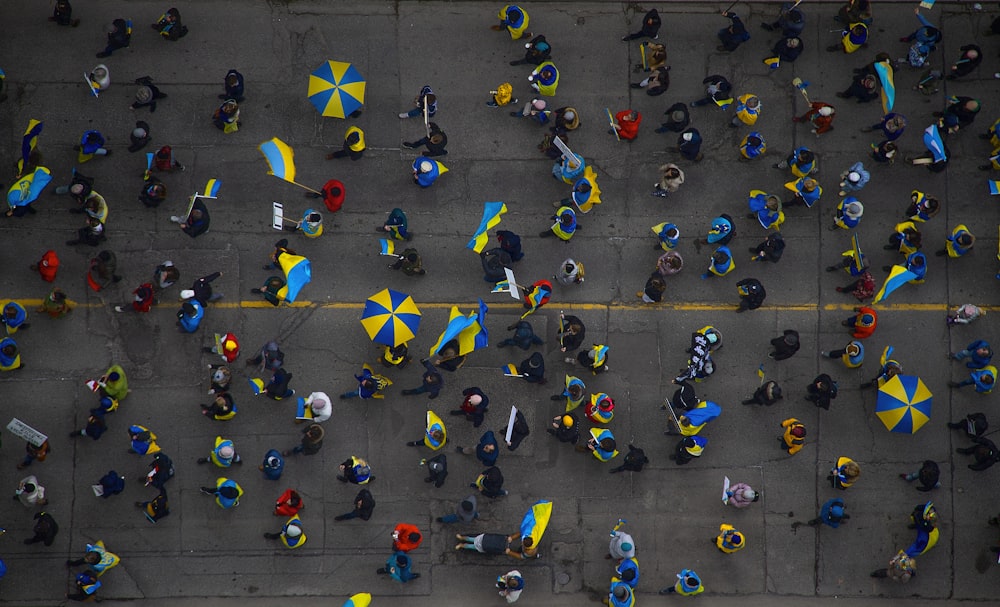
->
[308,61,366,119]
[876,374,932,433]
[361,289,421,347]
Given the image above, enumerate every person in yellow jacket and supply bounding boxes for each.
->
[327,126,365,161]
[731,94,761,127]
[713,524,746,553]
[780,418,806,455]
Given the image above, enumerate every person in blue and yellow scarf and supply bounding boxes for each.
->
[539,207,577,241]
[495,5,531,39]
[326,126,365,161]
[265,515,307,549]
[713,524,746,553]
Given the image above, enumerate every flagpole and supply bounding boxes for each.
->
[283,180,323,196]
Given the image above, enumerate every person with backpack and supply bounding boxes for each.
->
[96,18,131,58]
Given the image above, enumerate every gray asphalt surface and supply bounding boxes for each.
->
[1,0,999,605]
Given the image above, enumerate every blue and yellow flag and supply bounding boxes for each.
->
[575,166,602,213]
[466,202,508,253]
[276,253,312,303]
[429,306,478,356]
[492,280,510,293]
[520,500,553,547]
[873,265,918,303]
[259,137,297,183]
[849,233,865,273]
[874,60,895,115]
[989,181,1000,196]
[203,179,221,198]
[456,298,489,354]
[502,363,521,377]
[20,119,43,176]
[764,57,780,69]
[379,239,395,256]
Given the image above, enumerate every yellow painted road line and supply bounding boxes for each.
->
[4,299,986,312]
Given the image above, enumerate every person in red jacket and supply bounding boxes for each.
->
[392,523,423,552]
[793,101,836,135]
[273,489,303,516]
[611,110,642,140]
[842,306,877,339]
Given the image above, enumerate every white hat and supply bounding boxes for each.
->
[285,524,302,538]
[531,99,546,110]
[563,110,575,121]
[818,106,834,116]
[682,132,693,142]
[132,127,148,139]
[419,161,433,173]
[469,394,482,405]
[180,290,195,299]
[219,445,235,459]
[742,488,756,500]
[847,171,860,183]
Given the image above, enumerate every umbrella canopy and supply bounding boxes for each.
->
[361,289,421,347]
[876,374,932,433]
[342,593,371,607]
[308,61,366,118]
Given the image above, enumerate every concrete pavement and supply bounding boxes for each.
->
[1,0,999,605]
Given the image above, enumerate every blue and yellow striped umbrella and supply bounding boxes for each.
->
[876,374,932,434]
[361,289,421,347]
[308,61,366,119]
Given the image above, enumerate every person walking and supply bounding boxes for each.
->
[807,497,850,527]
[334,489,376,521]
[768,330,800,360]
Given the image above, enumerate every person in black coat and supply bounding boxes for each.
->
[609,444,649,473]
[769,330,800,360]
[736,278,766,312]
[557,314,586,352]
[751,232,785,263]
[25,511,59,545]
[622,8,661,41]
[334,489,375,521]
[806,374,838,410]
[957,437,1000,471]
[517,352,545,384]
[96,18,130,58]
[505,410,530,450]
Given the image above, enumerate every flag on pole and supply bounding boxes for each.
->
[873,265,918,303]
[505,406,519,443]
[874,59,895,114]
[202,179,221,199]
[502,363,522,377]
[989,181,1000,196]
[380,239,395,256]
[757,364,765,384]
[258,137,297,183]
[466,202,508,253]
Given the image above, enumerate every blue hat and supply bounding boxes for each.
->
[830,505,845,519]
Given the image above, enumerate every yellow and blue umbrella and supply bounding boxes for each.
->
[308,61,366,119]
[276,253,312,304]
[876,374,932,433]
[341,593,371,607]
[361,288,421,347]
[520,500,553,547]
